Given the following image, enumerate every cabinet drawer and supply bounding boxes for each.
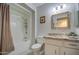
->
[45,39,63,46]
[64,41,79,49]
[60,47,79,55]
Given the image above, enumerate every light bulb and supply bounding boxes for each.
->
[63,4,66,9]
[57,6,61,10]
[53,8,56,11]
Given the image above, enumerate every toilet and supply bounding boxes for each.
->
[31,36,44,55]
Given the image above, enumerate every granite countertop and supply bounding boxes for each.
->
[43,35,79,42]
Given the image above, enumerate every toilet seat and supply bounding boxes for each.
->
[31,43,42,49]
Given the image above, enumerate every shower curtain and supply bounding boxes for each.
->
[0,3,14,55]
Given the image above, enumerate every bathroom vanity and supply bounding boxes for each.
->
[43,10,79,55]
[44,35,79,55]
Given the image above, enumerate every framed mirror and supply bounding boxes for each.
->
[77,11,79,27]
[51,12,70,29]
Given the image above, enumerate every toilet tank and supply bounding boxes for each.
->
[36,36,44,44]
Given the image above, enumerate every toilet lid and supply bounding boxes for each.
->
[32,43,42,49]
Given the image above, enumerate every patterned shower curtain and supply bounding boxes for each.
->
[0,3,14,55]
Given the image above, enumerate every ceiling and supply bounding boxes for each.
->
[26,3,45,10]
[31,3,45,8]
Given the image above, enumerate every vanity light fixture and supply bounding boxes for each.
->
[60,4,66,9]
[53,4,66,11]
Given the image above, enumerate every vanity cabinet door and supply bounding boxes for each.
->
[61,48,79,55]
[45,44,59,55]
